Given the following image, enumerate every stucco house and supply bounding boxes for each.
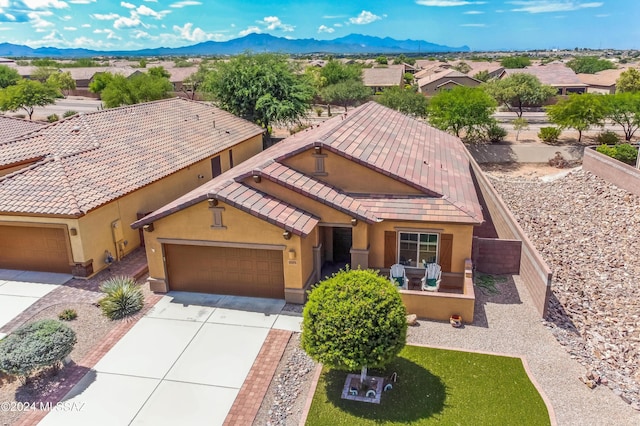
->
[362,67,404,93]
[418,69,482,96]
[133,102,483,318]
[499,63,588,95]
[0,98,264,277]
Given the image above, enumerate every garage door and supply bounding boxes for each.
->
[165,244,285,299]
[0,225,70,273]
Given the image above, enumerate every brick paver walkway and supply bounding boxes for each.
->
[0,248,148,334]
[224,329,292,426]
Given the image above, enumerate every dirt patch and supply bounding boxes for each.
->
[0,303,116,426]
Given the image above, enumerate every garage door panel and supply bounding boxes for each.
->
[166,244,285,299]
[0,226,70,273]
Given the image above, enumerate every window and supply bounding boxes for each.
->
[398,232,438,268]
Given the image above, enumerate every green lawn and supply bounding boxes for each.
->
[306,345,551,426]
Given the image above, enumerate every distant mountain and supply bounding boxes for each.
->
[0,34,469,58]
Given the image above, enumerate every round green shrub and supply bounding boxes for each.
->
[595,130,619,145]
[46,113,59,122]
[99,276,144,320]
[486,123,508,143]
[0,319,77,378]
[58,308,78,321]
[538,126,562,143]
[63,110,78,118]
[301,268,407,373]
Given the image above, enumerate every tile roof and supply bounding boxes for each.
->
[0,116,46,143]
[134,102,483,233]
[362,67,404,87]
[577,68,630,87]
[0,98,264,216]
[417,69,479,88]
[503,63,587,87]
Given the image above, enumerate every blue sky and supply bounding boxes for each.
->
[0,0,638,51]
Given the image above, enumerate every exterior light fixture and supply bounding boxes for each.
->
[69,227,78,236]
[351,218,358,226]
[253,174,261,183]
[208,198,218,207]
[283,231,292,240]
[143,223,154,232]
[314,146,322,154]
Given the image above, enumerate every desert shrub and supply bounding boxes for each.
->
[549,152,569,168]
[597,143,638,165]
[58,309,78,321]
[289,123,311,135]
[486,123,508,143]
[538,126,562,143]
[99,276,143,320]
[595,130,619,145]
[63,110,78,118]
[0,320,76,380]
[46,114,59,122]
[314,107,323,117]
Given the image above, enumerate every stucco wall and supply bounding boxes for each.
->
[420,76,480,96]
[582,146,640,197]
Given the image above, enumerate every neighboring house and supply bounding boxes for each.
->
[418,69,482,96]
[577,68,628,94]
[0,98,264,277]
[0,57,15,64]
[0,116,46,145]
[166,66,199,93]
[461,61,504,80]
[133,102,483,308]
[362,67,404,93]
[500,63,588,95]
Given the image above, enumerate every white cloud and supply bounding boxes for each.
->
[143,0,157,2]
[318,24,334,34]
[416,0,486,6]
[121,1,135,9]
[63,25,76,30]
[461,23,487,26]
[22,0,68,9]
[92,13,119,20]
[28,11,54,30]
[114,13,143,29]
[170,1,201,8]
[133,29,153,39]
[94,28,121,39]
[173,22,221,42]
[81,23,90,27]
[60,15,72,20]
[68,0,95,3]
[334,23,342,27]
[258,16,294,32]
[238,26,261,36]
[464,10,484,14]
[137,4,170,19]
[508,1,603,13]
[349,10,382,25]
[322,15,346,19]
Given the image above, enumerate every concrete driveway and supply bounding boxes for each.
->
[0,269,71,339]
[40,292,302,426]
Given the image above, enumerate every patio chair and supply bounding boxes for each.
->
[421,262,441,292]
[389,263,408,289]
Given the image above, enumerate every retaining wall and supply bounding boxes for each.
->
[582,146,640,197]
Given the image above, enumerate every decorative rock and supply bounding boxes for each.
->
[406,314,418,326]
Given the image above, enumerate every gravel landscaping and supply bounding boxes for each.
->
[487,167,640,409]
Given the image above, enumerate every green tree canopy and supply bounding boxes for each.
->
[375,55,388,65]
[301,268,407,383]
[320,79,371,112]
[567,56,616,74]
[47,71,76,98]
[0,65,20,88]
[484,73,557,117]
[31,66,58,83]
[452,61,471,74]
[182,64,209,100]
[601,92,640,141]
[546,93,606,142]
[203,53,314,130]
[473,70,490,82]
[91,72,173,108]
[0,79,58,120]
[319,59,362,86]
[148,66,171,79]
[427,86,497,139]
[375,86,428,118]
[500,56,531,68]
[616,68,640,93]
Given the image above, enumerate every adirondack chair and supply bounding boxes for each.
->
[421,262,441,292]
[389,263,408,289]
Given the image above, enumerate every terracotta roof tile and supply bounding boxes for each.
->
[0,98,264,216]
[0,116,46,144]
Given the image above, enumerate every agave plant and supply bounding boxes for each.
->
[99,276,144,320]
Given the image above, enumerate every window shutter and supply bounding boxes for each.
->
[384,231,397,268]
[439,233,453,272]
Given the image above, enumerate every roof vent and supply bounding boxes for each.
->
[71,126,80,134]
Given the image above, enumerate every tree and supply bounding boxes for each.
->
[616,68,640,93]
[320,59,362,86]
[31,66,58,83]
[567,56,616,74]
[148,66,170,79]
[375,55,388,65]
[301,268,407,384]
[484,73,556,117]
[500,56,531,68]
[320,79,371,112]
[403,72,414,86]
[203,53,314,131]
[47,71,76,98]
[89,72,115,94]
[452,61,471,74]
[473,70,490,82]
[0,79,58,120]
[376,86,428,118]
[182,65,209,100]
[601,92,640,141]
[427,86,497,139]
[99,73,173,108]
[546,93,606,142]
[0,65,20,88]
[512,117,529,141]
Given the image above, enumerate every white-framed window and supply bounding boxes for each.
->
[398,232,438,268]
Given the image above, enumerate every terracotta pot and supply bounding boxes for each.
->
[450,314,462,328]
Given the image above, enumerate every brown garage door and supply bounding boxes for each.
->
[0,225,70,273]
[165,244,285,299]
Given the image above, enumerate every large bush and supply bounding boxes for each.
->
[0,320,76,379]
[596,143,638,165]
[538,126,562,143]
[99,276,144,320]
[301,268,407,382]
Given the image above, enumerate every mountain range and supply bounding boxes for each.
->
[0,33,469,58]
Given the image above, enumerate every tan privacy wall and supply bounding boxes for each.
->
[582,147,640,197]
[467,153,552,318]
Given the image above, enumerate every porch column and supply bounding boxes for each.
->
[351,223,370,269]
[313,244,322,282]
